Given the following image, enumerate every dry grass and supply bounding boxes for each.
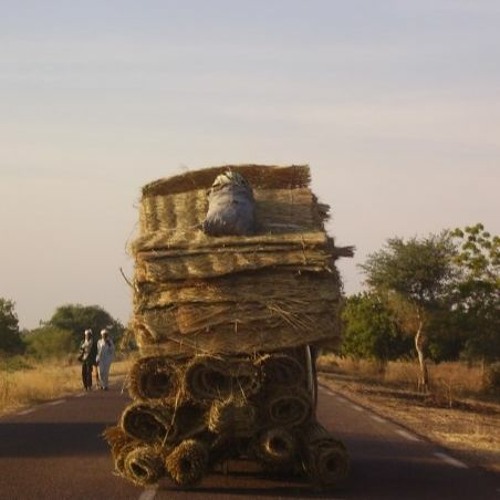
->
[317,355,500,472]
[0,357,134,417]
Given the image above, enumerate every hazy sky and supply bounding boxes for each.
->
[2,1,499,329]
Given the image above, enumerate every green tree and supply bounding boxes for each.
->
[450,223,500,364]
[25,325,76,360]
[341,292,412,363]
[0,298,25,354]
[360,232,457,391]
[425,311,464,363]
[46,304,125,348]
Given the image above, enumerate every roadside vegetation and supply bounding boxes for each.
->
[337,223,499,394]
[0,355,134,416]
[0,301,135,416]
[317,355,500,472]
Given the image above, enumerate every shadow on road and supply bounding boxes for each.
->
[0,422,110,458]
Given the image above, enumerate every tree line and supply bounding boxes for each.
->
[341,223,499,391]
[0,302,126,361]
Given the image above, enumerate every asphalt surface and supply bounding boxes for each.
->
[0,381,498,499]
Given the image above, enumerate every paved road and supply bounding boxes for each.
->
[0,382,498,499]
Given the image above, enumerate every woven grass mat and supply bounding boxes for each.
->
[298,420,350,487]
[133,307,342,356]
[141,165,311,198]
[134,269,341,310]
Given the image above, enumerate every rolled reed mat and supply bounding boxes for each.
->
[184,355,260,403]
[207,396,257,437]
[298,420,349,487]
[103,426,139,476]
[252,427,298,466]
[121,401,174,444]
[103,425,133,457]
[255,352,306,389]
[123,445,166,486]
[121,401,206,446]
[128,356,182,402]
[165,438,209,487]
[262,386,313,428]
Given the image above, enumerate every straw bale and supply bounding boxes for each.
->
[141,165,311,198]
[165,438,209,487]
[298,420,350,487]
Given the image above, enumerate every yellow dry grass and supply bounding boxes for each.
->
[0,357,134,417]
[317,355,500,472]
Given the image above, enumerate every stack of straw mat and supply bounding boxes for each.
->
[131,164,350,356]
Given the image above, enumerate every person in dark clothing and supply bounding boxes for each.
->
[79,329,96,390]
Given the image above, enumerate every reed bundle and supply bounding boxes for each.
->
[298,420,350,487]
[121,401,205,445]
[128,356,182,403]
[184,355,260,403]
[123,445,166,486]
[103,425,140,476]
[256,352,307,390]
[103,425,133,456]
[262,386,313,428]
[252,427,297,466]
[207,396,257,437]
[165,439,209,487]
[120,401,175,444]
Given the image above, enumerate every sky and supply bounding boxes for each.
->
[1,1,499,330]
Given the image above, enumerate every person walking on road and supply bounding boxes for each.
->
[78,329,96,391]
[96,329,115,390]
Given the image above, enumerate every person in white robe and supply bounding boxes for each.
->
[96,329,115,390]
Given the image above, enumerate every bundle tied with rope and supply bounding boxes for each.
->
[108,165,352,489]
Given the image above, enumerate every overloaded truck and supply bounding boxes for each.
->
[105,164,354,489]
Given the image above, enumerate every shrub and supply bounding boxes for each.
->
[485,362,500,394]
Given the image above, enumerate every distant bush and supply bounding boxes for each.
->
[485,362,500,394]
[0,355,32,372]
[25,326,76,360]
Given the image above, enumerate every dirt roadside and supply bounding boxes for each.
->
[318,370,500,474]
